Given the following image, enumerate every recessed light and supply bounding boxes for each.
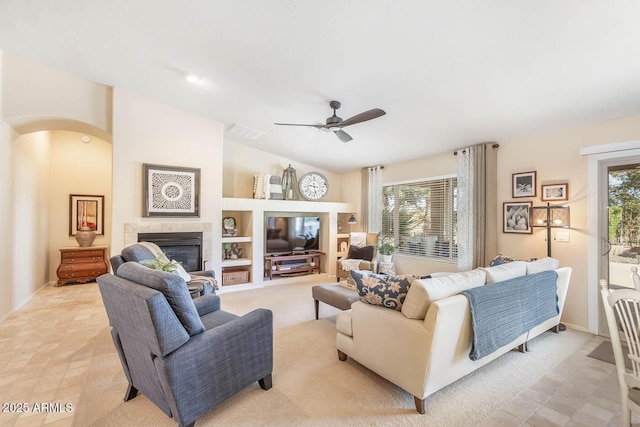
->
[81,136,91,143]
[184,73,202,83]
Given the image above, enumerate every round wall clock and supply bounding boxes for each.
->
[298,172,329,201]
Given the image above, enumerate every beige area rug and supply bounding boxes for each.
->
[73,279,593,427]
[587,340,631,369]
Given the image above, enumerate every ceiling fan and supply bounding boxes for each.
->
[274,100,386,143]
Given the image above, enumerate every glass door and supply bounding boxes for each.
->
[605,163,640,290]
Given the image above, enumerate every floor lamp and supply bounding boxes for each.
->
[530,203,570,331]
[530,203,571,257]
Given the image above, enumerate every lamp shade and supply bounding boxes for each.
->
[347,214,358,224]
[530,205,570,228]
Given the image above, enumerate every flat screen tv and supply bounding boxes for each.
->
[265,216,320,255]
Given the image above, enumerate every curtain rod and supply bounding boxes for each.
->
[453,143,500,156]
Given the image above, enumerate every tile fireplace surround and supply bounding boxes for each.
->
[124,222,213,269]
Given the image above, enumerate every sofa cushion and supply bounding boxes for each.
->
[479,261,527,284]
[117,262,205,336]
[347,245,375,261]
[526,257,560,275]
[401,269,486,320]
[350,270,429,311]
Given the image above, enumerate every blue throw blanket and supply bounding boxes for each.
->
[460,270,559,361]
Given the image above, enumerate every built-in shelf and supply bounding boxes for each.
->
[222,236,252,243]
[221,258,252,267]
[219,198,357,287]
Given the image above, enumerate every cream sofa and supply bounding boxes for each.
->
[335,259,571,413]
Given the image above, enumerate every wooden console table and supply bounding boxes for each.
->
[264,252,324,280]
[56,246,109,286]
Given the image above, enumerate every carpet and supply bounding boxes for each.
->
[587,340,631,369]
[72,279,593,427]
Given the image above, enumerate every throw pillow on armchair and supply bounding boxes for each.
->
[346,245,375,261]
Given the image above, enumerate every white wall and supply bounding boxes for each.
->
[1,50,112,139]
[0,121,18,319]
[10,132,51,308]
[47,131,112,281]
[111,89,224,261]
[223,140,344,201]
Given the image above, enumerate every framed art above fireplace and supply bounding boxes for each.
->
[143,163,200,217]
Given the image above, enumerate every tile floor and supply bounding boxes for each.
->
[0,281,637,427]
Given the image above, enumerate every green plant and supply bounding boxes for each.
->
[140,255,179,273]
[377,236,395,255]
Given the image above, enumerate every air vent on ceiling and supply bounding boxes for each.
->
[228,123,265,141]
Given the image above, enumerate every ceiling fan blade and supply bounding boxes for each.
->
[274,122,323,128]
[338,108,386,127]
[334,129,353,143]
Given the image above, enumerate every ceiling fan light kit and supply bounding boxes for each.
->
[275,100,386,143]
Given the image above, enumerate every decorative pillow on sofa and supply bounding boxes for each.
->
[488,254,518,266]
[478,261,528,284]
[350,270,429,311]
[401,269,486,320]
[347,245,375,261]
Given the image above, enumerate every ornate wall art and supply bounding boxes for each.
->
[143,164,200,217]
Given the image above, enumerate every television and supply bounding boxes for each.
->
[265,216,320,255]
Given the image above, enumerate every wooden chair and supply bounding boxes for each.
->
[599,279,640,426]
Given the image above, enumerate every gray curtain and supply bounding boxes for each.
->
[457,143,498,270]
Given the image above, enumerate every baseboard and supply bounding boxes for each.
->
[561,322,590,333]
[0,281,51,324]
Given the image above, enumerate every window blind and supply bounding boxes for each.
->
[381,177,458,261]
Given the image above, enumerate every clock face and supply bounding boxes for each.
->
[298,172,328,201]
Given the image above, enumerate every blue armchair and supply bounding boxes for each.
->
[97,262,273,427]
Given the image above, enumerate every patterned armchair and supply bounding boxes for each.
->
[336,232,379,282]
[97,262,273,427]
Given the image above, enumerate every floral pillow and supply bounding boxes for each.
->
[350,270,430,311]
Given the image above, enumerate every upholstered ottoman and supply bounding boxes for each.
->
[312,284,359,319]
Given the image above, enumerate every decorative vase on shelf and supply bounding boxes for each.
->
[75,226,96,247]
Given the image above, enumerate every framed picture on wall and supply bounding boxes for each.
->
[143,163,200,217]
[69,194,104,236]
[541,183,569,201]
[512,171,537,198]
[503,201,532,234]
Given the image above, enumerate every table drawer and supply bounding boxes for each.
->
[62,250,104,260]
[62,255,105,263]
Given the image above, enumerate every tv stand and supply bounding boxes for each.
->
[264,252,325,280]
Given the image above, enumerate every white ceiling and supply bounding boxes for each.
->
[1,1,640,173]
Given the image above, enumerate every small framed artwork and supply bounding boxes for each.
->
[512,171,537,198]
[503,201,532,234]
[541,183,569,201]
[143,164,200,217]
[69,194,104,236]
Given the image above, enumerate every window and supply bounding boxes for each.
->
[381,176,457,261]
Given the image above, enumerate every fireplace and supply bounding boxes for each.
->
[138,232,203,272]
